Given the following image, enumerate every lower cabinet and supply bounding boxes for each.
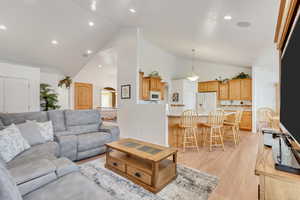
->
[240,111,252,131]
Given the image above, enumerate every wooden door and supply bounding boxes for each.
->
[240,79,252,100]
[75,82,93,110]
[219,83,229,100]
[4,77,30,113]
[229,79,241,100]
[142,78,150,100]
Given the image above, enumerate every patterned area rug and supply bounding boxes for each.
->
[79,158,218,200]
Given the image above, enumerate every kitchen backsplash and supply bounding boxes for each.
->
[220,100,252,106]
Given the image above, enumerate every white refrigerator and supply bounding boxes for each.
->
[196,92,217,114]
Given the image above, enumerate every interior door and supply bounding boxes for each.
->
[4,77,30,113]
[75,82,93,110]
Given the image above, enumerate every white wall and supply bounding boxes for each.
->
[252,45,280,132]
[0,62,40,112]
[70,48,117,109]
[175,58,252,81]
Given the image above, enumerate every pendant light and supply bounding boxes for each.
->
[187,49,199,81]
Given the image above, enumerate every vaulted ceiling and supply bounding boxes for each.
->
[0,0,279,76]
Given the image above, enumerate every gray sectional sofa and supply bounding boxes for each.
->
[0,109,119,200]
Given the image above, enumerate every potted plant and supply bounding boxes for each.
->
[58,76,72,88]
[40,83,61,111]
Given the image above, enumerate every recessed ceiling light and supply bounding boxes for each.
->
[51,40,58,45]
[237,21,251,28]
[98,65,102,68]
[86,50,93,54]
[88,21,95,27]
[129,8,136,13]
[91,0,96,11]
[224,15,232,20]
[0,25,7,31]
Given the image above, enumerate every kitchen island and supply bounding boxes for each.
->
[168,112,235,148]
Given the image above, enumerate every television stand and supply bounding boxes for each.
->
[272,135,300,175]
[255,132,300,200]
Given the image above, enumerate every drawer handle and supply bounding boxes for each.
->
[113,162,118,166]
[134,172,141,178]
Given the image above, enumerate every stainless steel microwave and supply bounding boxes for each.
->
[150,91,161,101]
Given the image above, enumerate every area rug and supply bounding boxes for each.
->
[79,158,218,200]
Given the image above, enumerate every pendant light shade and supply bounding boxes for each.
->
[187,49,199,81]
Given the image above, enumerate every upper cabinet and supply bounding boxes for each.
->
[240,79,252,100]
[198,78,252,101]
[229,79,241,100]
[149,77,161,91]
[228,78,252,100]
[139,72,164,101]
[198,81,219,92]
[219,83,229,100]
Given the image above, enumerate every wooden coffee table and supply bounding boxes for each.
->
[105,138,178,193]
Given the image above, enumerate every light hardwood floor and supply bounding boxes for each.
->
[78,131,259,200]
[177,131,259,200]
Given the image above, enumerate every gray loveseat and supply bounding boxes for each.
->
[0,109,119,200]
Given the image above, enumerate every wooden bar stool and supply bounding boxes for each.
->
[223,109,243,146]
[179,110,200,152]
[202,110,225,151]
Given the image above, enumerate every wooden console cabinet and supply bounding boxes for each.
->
[255,134,300,200]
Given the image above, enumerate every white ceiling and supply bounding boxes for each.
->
[0,0,279,75]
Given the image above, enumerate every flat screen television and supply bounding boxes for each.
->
[280,12,300,146]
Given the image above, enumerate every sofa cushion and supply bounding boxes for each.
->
[77,132,112,152]
[65,110,101,126]
[47,110,66,132]
[7,142,59,169]
[17,121,46,146]
[54,130,74,137]
[0,124,31,162]
[0,160,22,200]
[51,158,79,177]
[9,159,56,185]
[0,111,48,126]
[23,172,114,200]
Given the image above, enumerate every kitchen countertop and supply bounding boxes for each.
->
[167,112,235,117]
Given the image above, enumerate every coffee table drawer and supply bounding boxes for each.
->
[108,157,125,172]
[127,166,152,185]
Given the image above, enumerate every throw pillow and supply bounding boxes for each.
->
[17,121,45,146]
[36,121,54,142]
[0,124,30,162]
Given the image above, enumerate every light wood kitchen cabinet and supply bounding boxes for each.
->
[160,82,166,100]
[219,83,229,100]
[240,79,252,100]
[198,82,208,92]
[240,111,252,130]
[149,77,161,91]
[229,79,241,100]
[198,81,219,92]
[141,78,150,100]
[228,79,252,100]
